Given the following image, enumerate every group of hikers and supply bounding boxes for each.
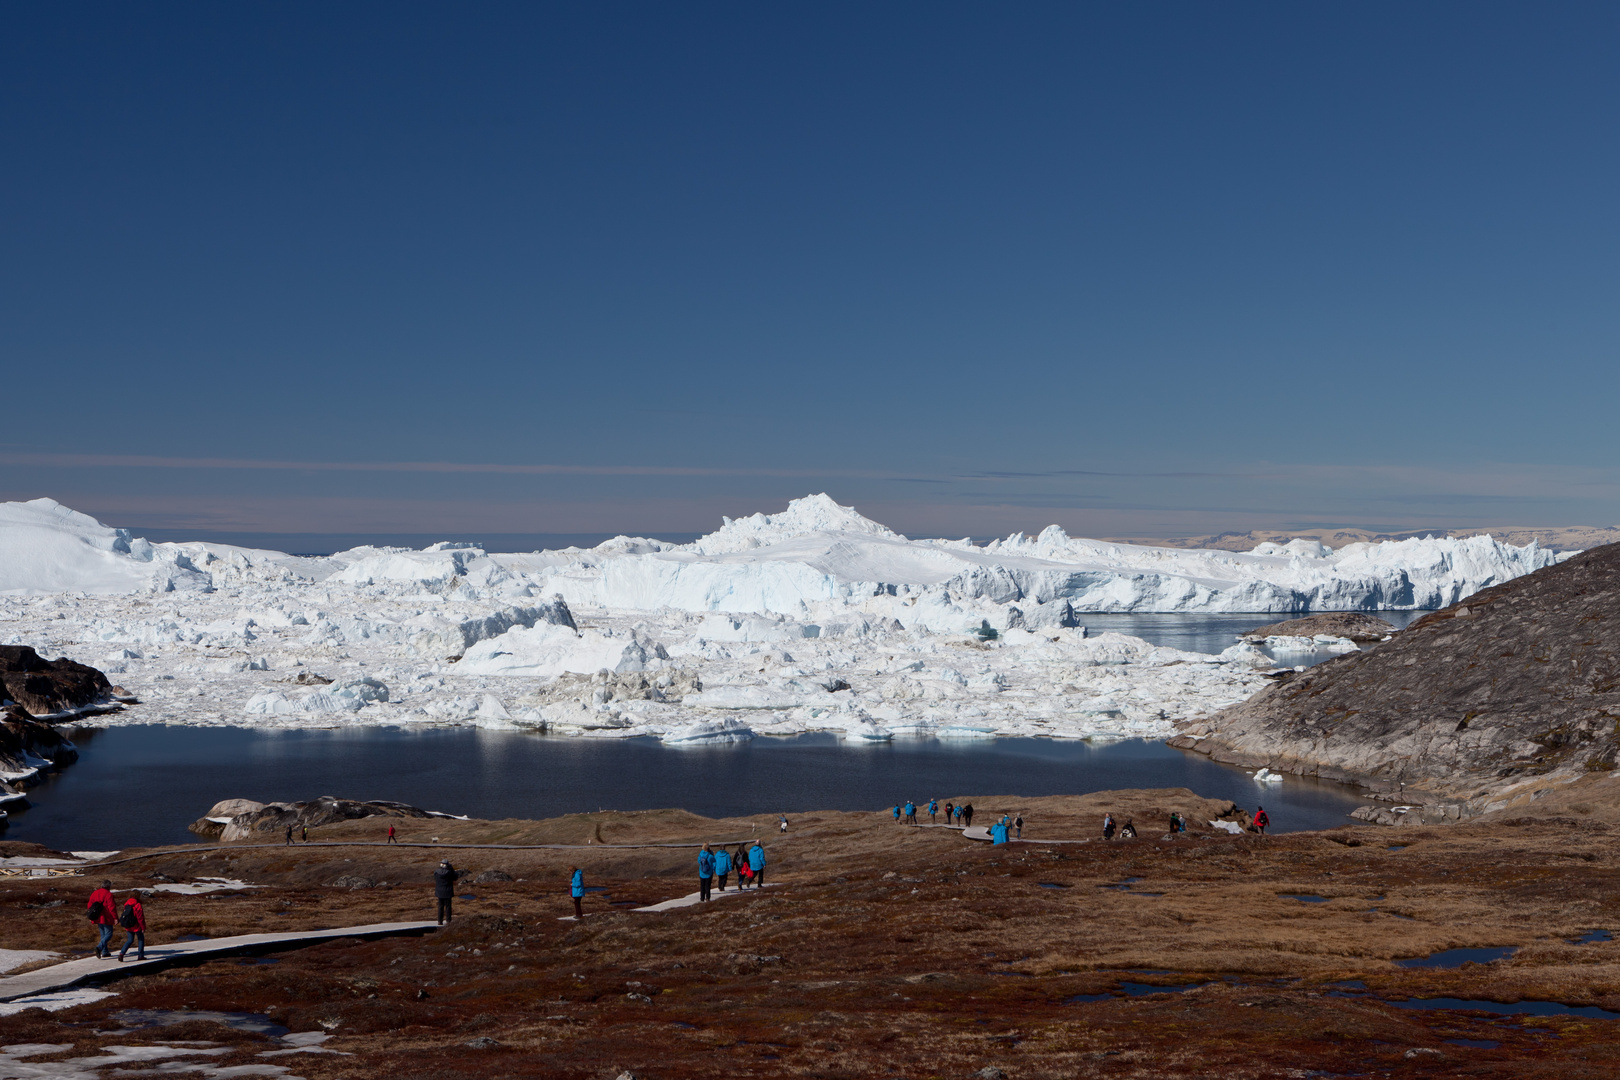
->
[696,840,767,902]
[84,880,145,962]
[1101,805,1269,840]
[893,799,985,828]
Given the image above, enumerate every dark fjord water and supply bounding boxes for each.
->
[12,726,1366,851]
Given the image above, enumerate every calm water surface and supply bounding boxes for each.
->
[12,726,1365,851]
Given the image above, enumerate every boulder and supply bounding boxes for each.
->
[190,795,437,840]
[0,646,114,716]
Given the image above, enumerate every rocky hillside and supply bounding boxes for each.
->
[1170,543,1620,823]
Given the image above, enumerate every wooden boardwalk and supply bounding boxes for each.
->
[0,920,438,1003]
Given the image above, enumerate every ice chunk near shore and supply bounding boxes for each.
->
[1253,768,1284,783]
[663,718,754,744]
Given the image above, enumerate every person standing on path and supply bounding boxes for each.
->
[928,799,938,824]
[734,844,751,888]
[117,894,145,962]
[1253,806,1269,835]
[714,845,732,891]
[905,801,916,825]
[1014,814,1024,840]
[1103,814,1116,841]
[569,866,585,919]
[991,820,1008,845]
[698,845,715,902]
[962,804,974,828]
[87,880,117,959]
[893,805,901,824]
[779,814,789,834]
[944,802,955,826]
[301,824,308,843]
[748,841,766,887]
[284,825,293,846]
[434,860,461,924]
[386,824,397,844]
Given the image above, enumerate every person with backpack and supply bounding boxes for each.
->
[284,825,293,846]
[698,845,715,902]
[748,841,766,887]
[893,805,902,824]
[1103,813,1116,841]
[301,824,308,843]
[1014,814,1024,840]
[944,802,955,826]
[117,894,146,962]
[905,801,916,825]
[714,845,732,891]
[386,824,397,844]
[569,866,584,919]
[434,860,461,924]
[962,804,974,828]
[779,814,788,834]
[87,880,117,958]
[928,799,938,824]
[1253,806,1270,835]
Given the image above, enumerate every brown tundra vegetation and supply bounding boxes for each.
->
[1,789,1618,1078]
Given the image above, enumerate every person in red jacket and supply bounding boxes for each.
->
[87,880,117,958]
[117,894,146,961]
[1253,806,1270,835]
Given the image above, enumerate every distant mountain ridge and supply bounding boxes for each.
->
[1108,525,1616,553]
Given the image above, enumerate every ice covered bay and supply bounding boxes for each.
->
[0,495,1562,743]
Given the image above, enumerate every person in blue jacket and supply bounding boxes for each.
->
[569,866,584,920]
[748,841,766,887]
[904,801,916,824]
[714,845,732,891]
[698,844,715,902]
[928,799,938,824]
[991,820,1008,845]
[893,805,901,824]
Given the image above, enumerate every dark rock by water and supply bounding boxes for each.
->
[0,645,117,716]
[190,795,439,841]
[1241,612,1398,643]
[1170,543,1620,823]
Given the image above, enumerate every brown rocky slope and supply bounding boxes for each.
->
[1170,542,1620,824]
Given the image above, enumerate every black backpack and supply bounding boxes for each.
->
[118,904,138,929]
[86,901,106,922]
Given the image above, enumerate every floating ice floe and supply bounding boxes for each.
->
[1253,768,1285,783]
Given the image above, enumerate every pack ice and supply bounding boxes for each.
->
[0,495,1563,743]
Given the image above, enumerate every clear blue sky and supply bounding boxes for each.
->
[4,3,1618,544]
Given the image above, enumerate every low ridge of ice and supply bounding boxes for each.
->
[0,494,1572,743]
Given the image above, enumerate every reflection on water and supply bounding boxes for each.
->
[11,727,1368,851]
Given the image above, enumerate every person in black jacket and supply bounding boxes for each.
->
[433,860,462,924]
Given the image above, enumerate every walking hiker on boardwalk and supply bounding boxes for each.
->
[1253,806,1269,835]
[1103,813,1116,841]
[893,805,902,824]
[905,801,917,825]
[991,819,1008,845]
[387,824,397,844]
[301,824,308,843]
[699,845,715,902]
[734,844,751,888]
[87,880,117,958]
[434,860,461,924]
[1014,814,1024,840]
[284,825,293,846]
[748,840,766,887]
[714,845,732,891]
[117,894,145,962]
[928,799,938,824]
[944,802,955,826]
[962,803,974,828]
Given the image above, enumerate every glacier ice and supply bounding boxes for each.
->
[0,494,1569,743]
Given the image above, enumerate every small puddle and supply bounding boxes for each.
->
[1037,882,1069,889]
[1568,929,1612,945]
[583,886,609,894]
[1120,981,1210,996]
[1389,997,1620,1020]
[113,1009,289,1037]
[1397,947,1516,969]
[1387,845,1407,851]
[1445,1038,1500,1048]
[1281,894,1330,904]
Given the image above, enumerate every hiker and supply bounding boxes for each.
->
[569,866,584,918]
[434,860,461,924]
[991,819,1008,845]
[893,805,901,824]
[1103,813,1116,841]
[1253,806,1270,835]
[779,814,788,834]
[117,894,146,962]
[734,844,751,888]
[928,799,938,824]
[87,880,117,958]
[1121,818,1138,839]
[1014,814,1024,840]
[1168,811,1182,834]
[944,801,955,826]
[962,803,974,828]
[284,825,293,846]
[387,824,397,844]
[301,824,308,843]
[714,845,732,891]
[905,801,916,825]
[748,841,766,887]
[699,844,715,902]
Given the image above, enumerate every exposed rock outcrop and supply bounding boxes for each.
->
[190,795,441,841]
[1241,612,1397,643]
[1170,543,1620,823]
[0,645,117,716]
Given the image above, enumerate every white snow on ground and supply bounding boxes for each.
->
[0,949,58,974]
[0,495,1566,742]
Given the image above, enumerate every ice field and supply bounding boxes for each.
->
[0,495,1565,742]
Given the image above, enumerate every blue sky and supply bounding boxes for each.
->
[4,3,1618,544]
